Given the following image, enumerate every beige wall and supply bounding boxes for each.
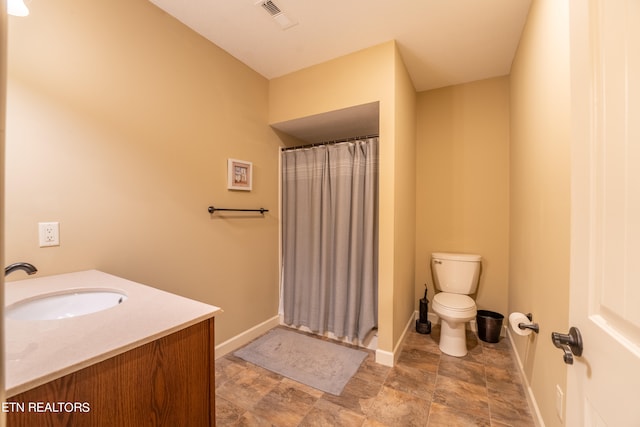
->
[270,41,417,358]
[415,77,510,317]
[392,49,417,347]
[509,0,571,425]
[5,0,282,345]
[268,43,393,125]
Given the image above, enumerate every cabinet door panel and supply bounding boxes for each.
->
[8,319,214,427]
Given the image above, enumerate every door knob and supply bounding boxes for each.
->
[551,327,583,365]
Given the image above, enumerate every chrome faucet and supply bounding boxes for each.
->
[4,262,38,277]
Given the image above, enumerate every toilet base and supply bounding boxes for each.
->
[438,318,469,357]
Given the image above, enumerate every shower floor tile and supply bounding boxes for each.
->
[215,325,536,426]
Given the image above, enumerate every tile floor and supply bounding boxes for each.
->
[215,325,536,426]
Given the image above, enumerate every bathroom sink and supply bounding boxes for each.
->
[6,289,128,320]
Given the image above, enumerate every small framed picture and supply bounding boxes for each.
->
[227,159,252,191]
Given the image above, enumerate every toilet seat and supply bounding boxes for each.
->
[432,293,476,319]
[433,292,475,310]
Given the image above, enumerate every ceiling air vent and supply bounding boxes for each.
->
[258,0,297,30]
[261,0,282,16]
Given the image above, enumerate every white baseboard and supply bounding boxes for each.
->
[375,311,416,367]
[427,311,439,325]
[215,315,280,359]
[375,348,395,367]
[507,330,545,427]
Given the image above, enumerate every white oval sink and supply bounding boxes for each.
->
[6,289,128,320]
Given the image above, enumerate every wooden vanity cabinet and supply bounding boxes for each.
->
[7,318,215,427]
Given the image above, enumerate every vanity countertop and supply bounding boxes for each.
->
[4,269,221,397]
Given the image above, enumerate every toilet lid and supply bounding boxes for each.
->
[433,293,475,311]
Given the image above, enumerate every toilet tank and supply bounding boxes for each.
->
[431,252,482,295]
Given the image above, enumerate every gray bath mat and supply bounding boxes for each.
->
[234,328,368,395]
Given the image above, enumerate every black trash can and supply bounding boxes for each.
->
[476,310,504,343]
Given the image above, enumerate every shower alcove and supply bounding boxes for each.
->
[272,102,381,351]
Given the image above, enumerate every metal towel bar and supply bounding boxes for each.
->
[208,206,268,214]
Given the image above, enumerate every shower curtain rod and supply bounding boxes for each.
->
[281,134,379,152]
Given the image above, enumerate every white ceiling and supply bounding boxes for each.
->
[149,0,532,93]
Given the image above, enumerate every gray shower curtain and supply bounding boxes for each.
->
[281,137,378,342]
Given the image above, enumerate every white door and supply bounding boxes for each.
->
[567,0,640,425]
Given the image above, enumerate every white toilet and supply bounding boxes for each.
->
[431,252,482,357]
